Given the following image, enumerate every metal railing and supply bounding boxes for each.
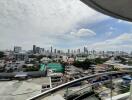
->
[28,71,131,100]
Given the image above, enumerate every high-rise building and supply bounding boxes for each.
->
[131,51,132,55]
[51,46,53,53]
[33,45,36,54]
[39,48,44,54]
[74,50,76,54]
[14,46,22,53]
[33,45,42,54]
[42,48,45,52]
[77,49,80,54]
[54,49,57,54]
[84,47,88,54]
[84,47,85,53]
[36,47,40,54]
[68,49,70,54]
[92,50,96,55]
[57,50,61,54]
[14,53,28,61]
[71,50,74,54]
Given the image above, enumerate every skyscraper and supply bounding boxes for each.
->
[68,49,70,54]
[36,47,41,54]
[33,45,36,54]
[54,49,57,54]
[51,46,53,53]
[84,47,87,54]
[77,49,80,54]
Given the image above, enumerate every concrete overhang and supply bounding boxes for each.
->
[81,0,132,22]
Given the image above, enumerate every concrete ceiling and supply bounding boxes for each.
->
[81,0,132,22]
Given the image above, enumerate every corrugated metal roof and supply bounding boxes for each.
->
[47,63,64,72]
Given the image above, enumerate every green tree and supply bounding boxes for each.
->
[111,66,119,71]
[73,59,93,70]
[73,58,109,70]
[94,58,108,64]
[115,56,126,64]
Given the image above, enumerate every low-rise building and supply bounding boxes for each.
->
[40,57,52,63]
[95,64,109,73]
[75,57,87,62]
[14,51,28,61]
[67,57,74,64]
[47,63,64,73]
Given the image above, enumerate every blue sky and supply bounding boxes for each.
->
[88,19,132,42]
[0,0,132,52]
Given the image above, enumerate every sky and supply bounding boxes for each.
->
[0,0,132,52]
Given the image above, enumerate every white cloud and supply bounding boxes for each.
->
[90,33,132,51]
[105,32,113,36]
[116,33,132,41]
[70,28,96,37]
[117,20,123,23]
[0,0,108,50]
[117,19,132,24]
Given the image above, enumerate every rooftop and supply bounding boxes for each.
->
[0,77,51,100]
[47,63,64,73]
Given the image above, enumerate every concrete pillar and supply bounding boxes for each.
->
[130,81,132,100]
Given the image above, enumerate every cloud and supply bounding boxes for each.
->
[0,0,108,50]
[117,19,132,24]
[115,33,132,42]
[70,28,96,37]
[90,33,132,51]
[105,32,113,36]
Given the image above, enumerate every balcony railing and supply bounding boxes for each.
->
[28,71,131,100]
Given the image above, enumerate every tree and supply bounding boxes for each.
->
[127,61,132,65]
[25,66,39,72]
[94,58,108,64]
[73,59,93,70]
[111,66,119,71]
[115,56,126,64]
[73,58,109,70]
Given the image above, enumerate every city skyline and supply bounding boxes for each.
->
[2,45,131,54]
[0,0,132,51]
